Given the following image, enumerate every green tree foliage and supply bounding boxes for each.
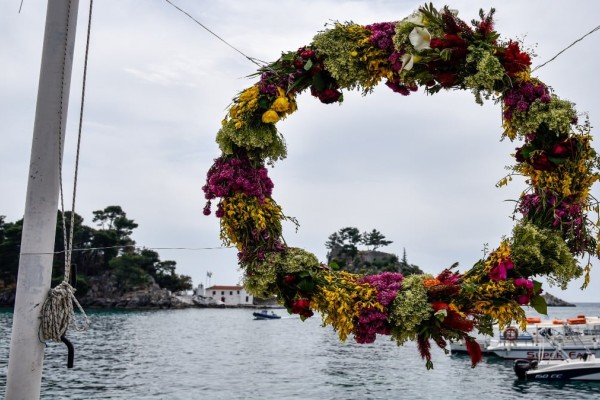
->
[91,205,138,267]
[0,206,192,296]
[361,229,393,251]
[0,216,22,286]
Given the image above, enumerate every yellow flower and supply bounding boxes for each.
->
[271,97,290,112]
[238,85,259,102]
[261,110,280,124]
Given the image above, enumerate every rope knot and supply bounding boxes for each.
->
[40,281,88,342]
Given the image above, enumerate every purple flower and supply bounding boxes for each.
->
[516,100,529,112]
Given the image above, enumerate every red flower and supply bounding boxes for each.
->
[311,87,343,104]
[434,72,458,87]
[549,138,576,158]
[282,274,296,285]
[530,153,555,171]
[465,337,483,367]
[291,298,314,319]
[498,41,531,76]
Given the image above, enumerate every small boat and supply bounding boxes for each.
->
[514,352,600,381]
[253,309,281,320]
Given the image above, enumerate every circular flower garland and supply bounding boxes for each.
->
[203,4,600,369]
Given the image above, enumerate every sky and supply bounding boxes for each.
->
[1,0,599,304]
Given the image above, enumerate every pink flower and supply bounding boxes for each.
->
[489,265,507,281]
[514,278,533,289]
[516,295,530,305]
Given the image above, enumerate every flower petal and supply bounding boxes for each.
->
[400,53,414,71]
[409,27,431,52]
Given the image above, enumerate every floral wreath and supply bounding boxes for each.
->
[202,4,600,369]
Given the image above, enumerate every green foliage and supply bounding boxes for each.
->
[508,96,577,139]
[389,274,433,345]
[511,221,581,289]
[0,206,192,297]
[311,22,371,91]
[216,120,287,165]
[0,216,22,285]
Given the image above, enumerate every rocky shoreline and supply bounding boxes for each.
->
[0,284,576,310]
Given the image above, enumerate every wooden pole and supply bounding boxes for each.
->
[6,1,79,399]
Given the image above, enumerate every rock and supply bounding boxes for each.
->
[78,273,192,309]
[542,292,576,307]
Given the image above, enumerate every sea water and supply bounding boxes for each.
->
[1,305,600,399]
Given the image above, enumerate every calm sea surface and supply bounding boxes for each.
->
[2,304,600,399]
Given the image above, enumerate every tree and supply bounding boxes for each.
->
[0,216,22,285]
[399,248,423,276]
[0,206,192,299]
[90,206,138,268]
[92,205,138,236]
[361,229,393,251]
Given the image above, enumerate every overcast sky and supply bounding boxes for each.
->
[1,1,599,305]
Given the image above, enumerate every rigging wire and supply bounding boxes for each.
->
[532,24,600,72]
[163,0,269,68]
[22,245,234,256]
[162,0,597,75]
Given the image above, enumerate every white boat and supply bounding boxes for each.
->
[450,315,600,360]
[514,341,600,381]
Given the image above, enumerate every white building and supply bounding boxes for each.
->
[204,285,253,305]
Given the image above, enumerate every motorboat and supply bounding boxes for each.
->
[253,309,281,320]
[450,315,600,360]
[514,340,600,381]
[514,353,600,381]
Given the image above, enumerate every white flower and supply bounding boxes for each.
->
[405,11,424,25]
[409,27,431,52]
[400,53,414,71]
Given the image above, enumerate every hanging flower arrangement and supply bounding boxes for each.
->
[202,4,600,369]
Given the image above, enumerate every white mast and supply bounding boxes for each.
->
[6,1,80,399]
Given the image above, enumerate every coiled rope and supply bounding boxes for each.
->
[39,0,94,368]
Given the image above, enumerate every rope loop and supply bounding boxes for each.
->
[40,281,89,342]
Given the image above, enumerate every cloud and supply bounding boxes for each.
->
[1,0,599,302]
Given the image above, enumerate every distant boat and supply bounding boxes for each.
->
[253,309,281,320]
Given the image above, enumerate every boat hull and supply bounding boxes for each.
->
[253,311,281,320]
[489,345,600,360]
[515,357,600,381]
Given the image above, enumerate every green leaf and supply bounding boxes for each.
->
[329,261,340,271]
[532,279,543,294]
[258,97,270,109]
[297,279,315,293]
[530,294,548,315]
[311,73,326,91]
[548,156,567,165]
[303,59,313,71]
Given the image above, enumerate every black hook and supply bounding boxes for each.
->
[61,335,74,368]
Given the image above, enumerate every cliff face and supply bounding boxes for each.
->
[77,272,190,309]
[542,292,576,307]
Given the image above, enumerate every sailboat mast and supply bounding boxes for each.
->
[6,1,80,399]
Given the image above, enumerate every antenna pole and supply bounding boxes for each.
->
[6,1,79,399]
